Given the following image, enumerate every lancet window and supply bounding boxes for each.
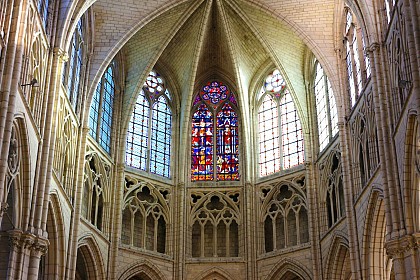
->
[257,69,304,176]
[126,70,172,178]
[37,0,51,30]
[191,81,239,181]
[62,16,86,111]
[383,0,396,24]
[344,7,371,107]
[89,62,116,153]
[314,61,338,151]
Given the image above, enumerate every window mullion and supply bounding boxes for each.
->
[277,98,283,169]
[96,77,104,142]
[146,97,153,173]
[324,75,333,141]
[213,108,217,181]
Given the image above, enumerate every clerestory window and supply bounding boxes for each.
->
[314,60,339,151]
[125,70,172,178]
[344,7,371,107]
[257,69,304,177]
[89,62,116,154]
[191,81,240,181]
[62,16,85,111]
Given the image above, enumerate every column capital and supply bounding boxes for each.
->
[385,234,420,258]
[53,47,69,62]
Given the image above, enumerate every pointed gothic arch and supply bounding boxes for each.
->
[118,260,167,280]
[362,187,390,279]
[76,235,106,280]
[42,192,66,279]
[266,258,312,280]
[196,267,235,280]
[325,234,352,280]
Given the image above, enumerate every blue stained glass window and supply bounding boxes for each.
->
[126,91,149,170]
[150,96,172,177]
[37,0,50,30]
[257,69,304,176]
[192,81,239,182]
[126,70,172,178]
[89,81,101,139]
[64,17,84,110]
[88,63,115,153]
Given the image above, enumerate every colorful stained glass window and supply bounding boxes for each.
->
[314,61,339,152]
[89,63,115,154]
[216,104,239,180]
[191,104,214,181]
[126,70,172,178]
[257,69,304,176]
[191,81,239,181]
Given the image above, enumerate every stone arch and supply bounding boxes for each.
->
[76,235,105,280]
[325,233,352,279]
[343,0,379,44]
[362,187,389,279]
[118,260,167,280]
[196,267,235,280]
[266,258,312,280]
[11,116,32,230]
[42,192,66,279]
[403,112,419,233]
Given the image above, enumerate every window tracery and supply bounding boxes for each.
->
[21,7,49,127]
[259,176,308,253]
[257,69,304,176]
[349,90,380,194]
[385,5,411,126]
[53,95,78,201]
[126,70,172,178]
[314,61,338,151]
[189,191,240,258]
[343,7,371,107]
[121,175,170,254]
[82,150,111,234]
[318,146,345,229]
[191,81,239,181]
[89,62,116,154]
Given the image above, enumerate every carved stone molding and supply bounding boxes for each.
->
[0,202,9,216]
[385,235,420,257]
[7,230,49,255]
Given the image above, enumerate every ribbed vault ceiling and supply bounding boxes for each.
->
[120,0,311,129]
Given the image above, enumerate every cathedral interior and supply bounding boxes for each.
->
[0,0,419,279]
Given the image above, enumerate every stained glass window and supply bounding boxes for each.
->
[63,17,85,110]
[257,69,304,176]
[37,0,51,30]
[344,7,371,107]
[191,81,239,181]
[314,61,338,151]
[126,70,172,178]
[89,62,115,153]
